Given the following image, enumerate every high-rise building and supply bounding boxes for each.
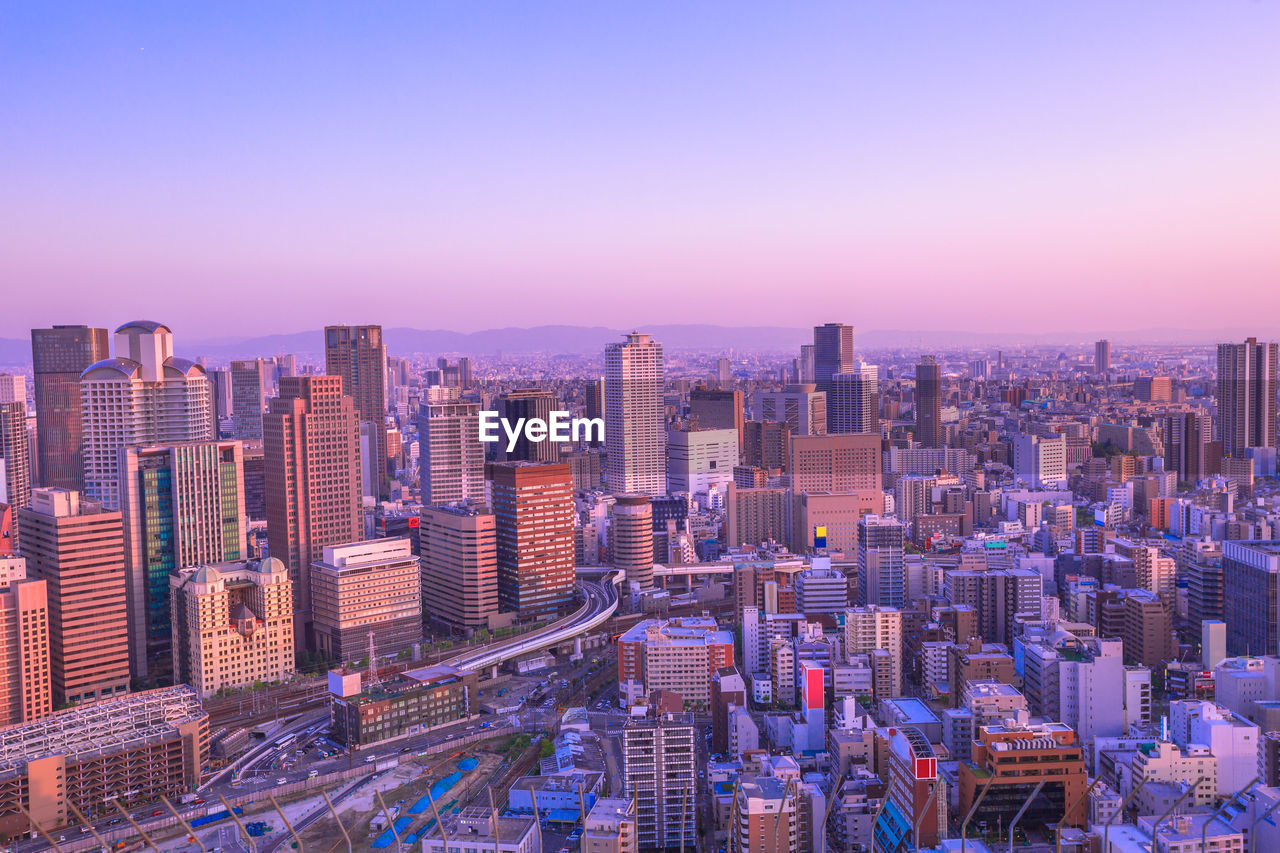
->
[914,356,943,448]
[725,483,790,549]
[325,325,389,498]
[829,364,879,435]
[1011,433,1068,489]
[617,616,734,707]
[30,325,109,491]
[1163,411,1215,482]
[0,402,31,548]
[957,721,1087,833]
[491,462,575,621]
[119,441,247,678]
[622,711,697,850]
[858,515,906,608]
[880,727,946,850]
[0,568,52,726]
[612,494,654,591]
[689,388,743,450]
[495,388,560,462]
[1223,540,1280,656]
[418,398,484,505]
[421,502,499,634]
[1134,375,1172,403]
[844,606,903,696]
[666,427,738,496]
[17,488,130,706]
[813,323,855,403]
[80,322,213,510]
[230,357,269,440]
[1095,339,1112,373]
[1217,338,1278,458]
[263,375,362,640]
[311,538,421,663]
[605,332,666,495]
[754,384,826,436]
[735,777,798,853]
[170,557,294,697]
[207,367,234,426]
[789,432,882,494]
[0,374,24,405]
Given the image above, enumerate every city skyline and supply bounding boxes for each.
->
[3,2,1279,337]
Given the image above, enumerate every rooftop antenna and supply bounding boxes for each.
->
[368,629,378,686]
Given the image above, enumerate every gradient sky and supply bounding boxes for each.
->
[3,2,1278,339]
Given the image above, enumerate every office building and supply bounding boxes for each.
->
[0,403,30,547]
[829,364,879,435]
[325,325,389,497]
[1223,540,1280,656]
[329,663,478,746]
[622,712,697,850]
[914,356,943,448]
[311,538,421,664]
[1217,338,1278,458]
[229,357,268,440]
[743,420,791,471]
[605,332,666,495]
[30,325,109,491]
[119,440,247,678]
[957,721,1087,832]
[0,571,51,726]
[858,515,906,608]
[0,374,23,405]
[17,488,130,706]
[790,432,881,494]
[80,321,213,510]
[689,388,743,449]
[1096,339,1111,373]
[263,375,362,635]
[612,493,655,591]
[491,462,575,621]
[666,427,738,496]
[1135,376,1172,403]
[0,685,207,836]
[881,727,946,850]
[418,397,484,505]
[170,557,295,696]
[495,388,561,462]
[421,502,499,634]
[844,606,903,696]
[813,323,855,401]
[754,384,827,436]
[1012,433,1068,489]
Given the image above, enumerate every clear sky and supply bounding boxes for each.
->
[2,2,1278,339]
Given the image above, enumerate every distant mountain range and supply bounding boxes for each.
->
[2,323,1278,366]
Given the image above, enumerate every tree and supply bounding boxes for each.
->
[539,739,555,758]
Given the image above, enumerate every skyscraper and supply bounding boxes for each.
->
[325,325,389,498]
[1223,540,1280,656]
[1217,338,1278,458]
[689,388,744,449]
[230,357,269,440]
[914,355,943,448]
[263,375,362,641]
[80,322,213,510]
[119,440,247,678]
[30,325,109,491]
[828,364,879,434]
[17,488,130,706]
[858,515,906,608]
[1163,411,1216,482]
[421,502,499,634]
[754,384,827,436]
[418,397,484,505]
[491,461,575,621]
[1095,339,1112,373]
[813,323,854,399]
[605,332,666,495]
[0,571,52,726]
[495,389,560,462]
[0,402,31,543]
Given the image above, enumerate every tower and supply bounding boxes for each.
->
[914,355,943,448]
[1217,338,1278,458]
[491,462,575,621]
[605,333,666,495]
[325,325,390,498]
[828,364,879,434]
[30,325,109,491]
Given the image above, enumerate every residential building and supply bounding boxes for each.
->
[583,797,638,853]
[417,397,484,505]
[1217,338,1278,458]
[622,712,697,850]
[915,356,943,448]
[858,515,906,608]
[829,364,879,435]
[605,332,666,495]
[617,616,734,708]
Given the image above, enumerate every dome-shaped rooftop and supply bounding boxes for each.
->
[259,556,287,575]
[81,357,141,381]
[163,357,207,378]
[191,565,221,585]
[115,320,173,335]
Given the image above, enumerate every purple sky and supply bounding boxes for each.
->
[2,2,1278,338]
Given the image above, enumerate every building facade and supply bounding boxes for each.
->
[30,325,109,491]
[311,538,421,663]
[605,332,666,495]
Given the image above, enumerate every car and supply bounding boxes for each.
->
[192,798,205,805]
[152,810,164,817]
[276,778,288,785]
[107,819,122,826]
[308,770,319,778]
[364,756,376,763]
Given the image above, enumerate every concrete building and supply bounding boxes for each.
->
[420,808,541,853]
[725,483,790,549]
[858,515,906,608]
[881,726,946,849]
[1217,338,1278,458]
[119,440,247,678]
[666,427,738,496]
[1012,433,1068,489]
[495,388,561,463]
[325,325,389,498]
[1168,700,1259,796]
[491,462,575,621]
[622,711,697,850]
[17,488,130,706]
[734,776,798,853]
[1096,339,1111,373]
[689,388,743,450]
[829,364,879,435]
[0,402,31,554]
[612,493,655,591]
[329,663,477,746]
[0,685,207,836]
[1223,540,1280,656]
[263,375,362,640]
[311,538,421,663]
[796,559,849,616]
[844,606,903,696]
[755,384,827,436]
[418,397,485,505]
[80,321,213,510]
[30,325,109,491]
[170,557,294,696]
[420,502,499,633]
[605,332,667,496]
[914,356,943,448]
[0,570,51,726]
[957,721,1088,832]
[230,357,269,440]
[617,617,735,708]
[813,323,855,404]
[583,797,638,853]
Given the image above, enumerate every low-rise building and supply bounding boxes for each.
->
[328,663,477,746]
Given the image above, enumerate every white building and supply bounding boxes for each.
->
[843,606,903,696]
[796,557,849,616]
[606,333,666,496]
[1012,433,1068,489]
[666,427,738,496]
[1168,700,1259,796]
[829,364,879,435]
